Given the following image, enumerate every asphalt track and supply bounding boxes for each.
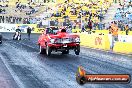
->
[0,33,132,88]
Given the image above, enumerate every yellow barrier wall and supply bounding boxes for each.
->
[113,42,132,54]
[72,29,81,33]
[34,28,45,33]
[118,31,132,35]
[95,30,109,34]
[80,33,110,50]
[56,0,64,3]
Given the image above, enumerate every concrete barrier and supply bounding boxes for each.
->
[113,42,132,54]
[95,30,109,34]
[16,24,37,33]
[80,33,110,50]
[0,23,16,32]
[0,23,38,33]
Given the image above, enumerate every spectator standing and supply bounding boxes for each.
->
[66,26,72,33]
[110,22,118,50]
[2,16,4,23]
[88,20,92,34]
[81,21,85,32]
[27,27,32,40]
[16,17,19,23]
[0,16,2,23]
[98,22,103,30]
[105,22,110,30]
[125,25,129,35]
[73,21,76,29]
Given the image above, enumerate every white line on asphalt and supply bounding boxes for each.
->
[0,54,25,88]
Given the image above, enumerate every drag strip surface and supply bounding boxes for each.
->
[0,33,132,88]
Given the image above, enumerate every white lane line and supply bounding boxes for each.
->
[0,54,25,88]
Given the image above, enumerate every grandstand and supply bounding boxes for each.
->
[0,0,114,24]
[113,0,132,31]
[0,0,48,24]
[48,0,113,31]
[0,0,132,34]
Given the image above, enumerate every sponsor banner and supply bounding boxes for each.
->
[0,23,17,32]
[80,33,110,50]
[93,35,110,50]
[34,28,45,33]
[118,35,132,43]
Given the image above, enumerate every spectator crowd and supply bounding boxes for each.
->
[15,1,41,15]
[0,15,43,24]
[114,0,132,31]
[49,0,112,32]
[0,0,132,34]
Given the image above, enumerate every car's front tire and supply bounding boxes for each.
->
[75,46,80,55]
[39,46,46,54]
[46,45,51,56]
[0,37,2,44]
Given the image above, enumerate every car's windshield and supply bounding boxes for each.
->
[52,27,58,34]
[46,27,58,34]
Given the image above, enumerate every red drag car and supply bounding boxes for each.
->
[37,27,80,56]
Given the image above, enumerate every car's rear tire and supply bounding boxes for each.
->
[46,45,51,56]
[75,46,80,55]
[39,46,46,54]
[75,51,79,55]
[62,50,69,54]
[0,37,2,43]
[0,41,2,44]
